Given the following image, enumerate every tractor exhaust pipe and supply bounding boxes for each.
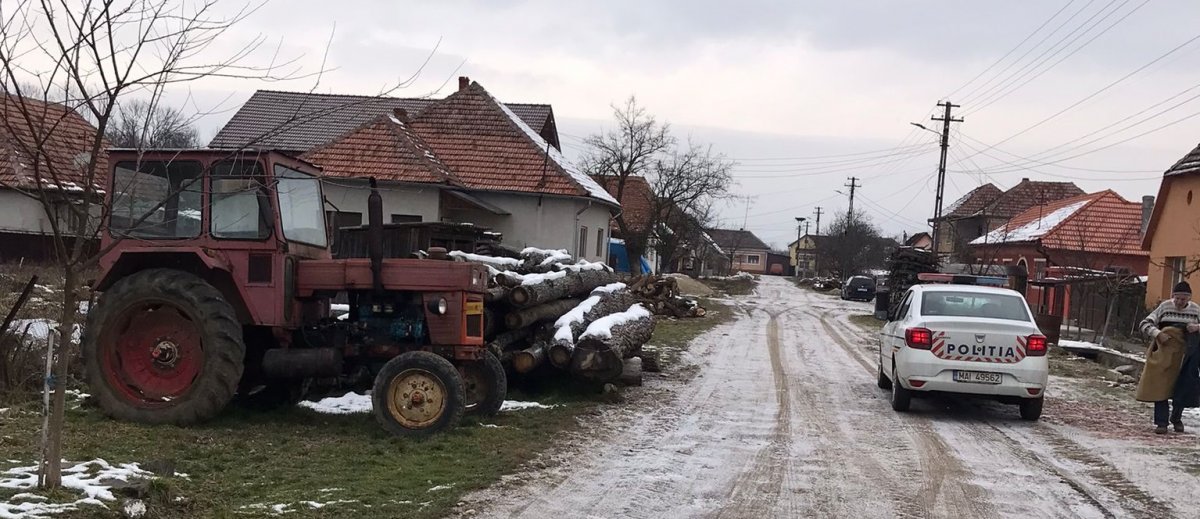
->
[368,177,384,293]
[262,348,343,379]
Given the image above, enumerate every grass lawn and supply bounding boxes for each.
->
[0,302,732,519]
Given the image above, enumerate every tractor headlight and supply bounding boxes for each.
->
[428,297,448,315]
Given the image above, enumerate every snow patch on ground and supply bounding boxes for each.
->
[500,401,556,411]
[0,459,156,518]
[297,392,372,414]
[427,484,454,492]
[6,319,82,343]
[580,304,651,340]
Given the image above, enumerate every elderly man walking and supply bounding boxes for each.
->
[1138,281,1200,434]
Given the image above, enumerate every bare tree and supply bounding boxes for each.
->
[648,142,733,273]
[105,99,199,148]
[581,97,673,273]
[0,0,310,488]
[823,212,888,280]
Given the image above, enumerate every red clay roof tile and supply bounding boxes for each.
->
[0,94,108,192]
[301,115,459,185]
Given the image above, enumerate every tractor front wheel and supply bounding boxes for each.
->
[373,351,465,438]
[461,350,506,417]
[84,268,244,425]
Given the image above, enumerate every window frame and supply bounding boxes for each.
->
[578,226,589,258]
[596,228,605,257]
[274,164,329,248]
[108,159,204,240]
[209,160,273,241]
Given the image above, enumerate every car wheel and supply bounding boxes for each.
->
[1019,397,1044,421]
[876,359,892,390]
[890,366,912,412]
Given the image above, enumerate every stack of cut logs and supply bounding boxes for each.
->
[451,247,669,385]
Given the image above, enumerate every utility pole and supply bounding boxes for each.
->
[930,101,962,256]
[813,207,823,236]
[844,177,862,227]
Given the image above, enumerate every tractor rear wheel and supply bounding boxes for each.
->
[373,351,465,437]
[461,350,506,417]
[84,268,244,425]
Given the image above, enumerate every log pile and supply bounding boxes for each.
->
[883,246,939,316]
[626,275,707,318]
[451,247,659,384]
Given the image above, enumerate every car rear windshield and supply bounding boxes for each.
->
[920,291,1031,321]
[849,277,873,288]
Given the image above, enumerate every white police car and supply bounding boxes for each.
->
[876,274,1049,420]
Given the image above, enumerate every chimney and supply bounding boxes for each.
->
[458,76,470,91]
[1021,177,1030,183]
[392,108,408,122]
[1141,195,1155,236]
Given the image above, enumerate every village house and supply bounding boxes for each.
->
[789,234,827,277]
[0,94,108,260]
[903,231,933,250]
[932,179,1084,261]
[969,190,1150,331]
[1143,142,1200,305]
[596,175,728,275]
[708,228,771,274]
[209,78,617,262]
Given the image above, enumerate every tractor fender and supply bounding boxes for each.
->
[95,248,259,324]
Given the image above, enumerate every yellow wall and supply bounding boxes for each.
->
[789,236,819,274]
[1145,175,1200,306]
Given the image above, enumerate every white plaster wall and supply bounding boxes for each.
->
[0,190,53,234]
[450,192,615,263]
[320,180,441,223]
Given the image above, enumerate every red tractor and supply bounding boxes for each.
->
[83,149,504,437]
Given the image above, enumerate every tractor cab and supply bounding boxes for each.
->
[86,149,499,438]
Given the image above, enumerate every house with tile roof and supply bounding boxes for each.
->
[708,228,771,274]
[210,78,618,262]
[1142,141,1200,305]
[932,179,1084,262]
[969,190,1148,274]
[0,94,108,260]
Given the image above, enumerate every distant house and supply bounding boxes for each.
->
[969,190,1149,318]
[904,231,933,250]
[0,94,108,260]
[932,179,1084,261]
[1143,142,1200,305]
[788,234,828,277]
[209,78,618,262]
[708,228,771,274]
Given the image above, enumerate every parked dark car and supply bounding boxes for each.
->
[841,275,876,301]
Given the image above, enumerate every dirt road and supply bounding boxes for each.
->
[464,276,1199,518]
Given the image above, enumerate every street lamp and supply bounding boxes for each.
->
[795,217,807,277]
[910,122,938,135]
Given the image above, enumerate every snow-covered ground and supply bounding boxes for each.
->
[459,276,1200,518]
[297,392,556,415]
[0,459,155,518]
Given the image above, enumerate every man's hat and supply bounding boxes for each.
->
[1173,281,1192,296]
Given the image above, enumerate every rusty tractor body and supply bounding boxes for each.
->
[83,149,502,437]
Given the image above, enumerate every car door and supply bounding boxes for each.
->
[881,289,914,367]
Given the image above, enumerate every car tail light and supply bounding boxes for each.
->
[905,327,933,349]
[1026,334,1047,357]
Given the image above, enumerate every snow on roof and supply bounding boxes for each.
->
[970,200,1089,245]
[490,93,619,206]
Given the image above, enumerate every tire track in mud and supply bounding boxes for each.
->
[811,307,994,519]
[815,305,1173,519]
[715,311,792,519]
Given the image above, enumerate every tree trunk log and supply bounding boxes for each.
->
[484,286,509,303]
[619,357,643,386]
[504,298,581,330]
[571,310,655,381]
[508,270,624,308]
[547,340,573,369]
[512,343,546,373]
[486,327,532,358]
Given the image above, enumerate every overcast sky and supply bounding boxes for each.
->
[180,0,1200,249]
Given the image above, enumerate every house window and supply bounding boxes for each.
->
[746,254,761,265]
[325,211,363,231]
[1170,256,1186,287]
[596,228,605,257]
[734,254,745,263]
[1033,258,1047,280]
[390,214,422,223]
[579,226,588,258]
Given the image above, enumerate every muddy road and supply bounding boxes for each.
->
[463,276,1199,519]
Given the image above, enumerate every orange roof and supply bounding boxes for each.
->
[301,115,459,185]
[407,82,617,205]
[972,190,1147,256]
[0,94,108,192]
[596,176,653,233]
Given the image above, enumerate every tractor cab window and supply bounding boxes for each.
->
[274,164,327,247]
[210,159,272,240]
[110,160,203,238]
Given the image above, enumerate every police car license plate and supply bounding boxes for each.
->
[953,370,1002,384]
